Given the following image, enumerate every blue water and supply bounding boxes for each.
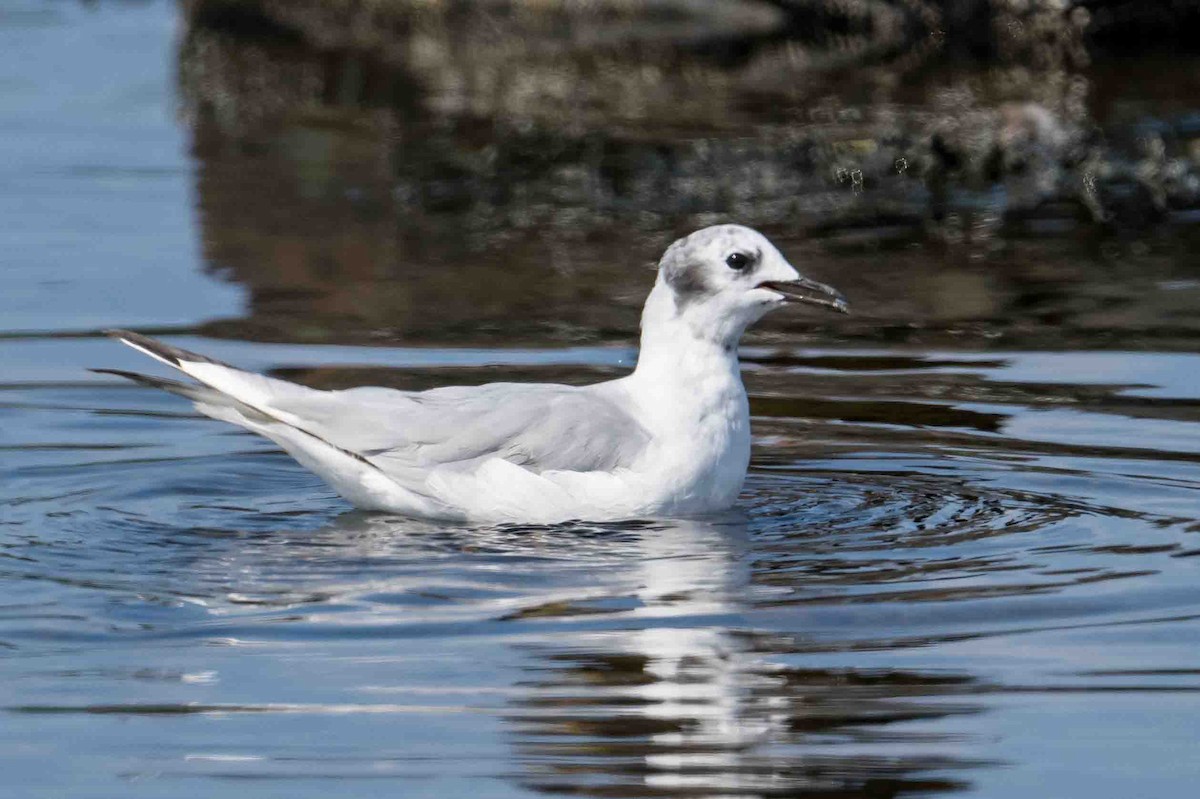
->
[2,3,1200,798]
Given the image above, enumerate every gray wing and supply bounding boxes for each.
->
[101,330,647,480]
[271,382,651,474]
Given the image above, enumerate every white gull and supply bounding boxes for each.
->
[98,224,848,523]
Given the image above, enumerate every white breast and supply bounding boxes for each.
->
[610,338,752,516]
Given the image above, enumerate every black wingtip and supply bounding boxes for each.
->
[89,366,224,407]
[107,329,183,366]
[89,366,166,385]
[89,367,140,379]
[103,329,144,347]
[104,329,233,369]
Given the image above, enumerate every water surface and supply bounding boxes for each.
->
[2,3,1199,798]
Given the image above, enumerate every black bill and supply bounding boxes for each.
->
[757,276,850,314]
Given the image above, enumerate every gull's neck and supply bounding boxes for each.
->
[633,284,741,374]
[625,283,747,431]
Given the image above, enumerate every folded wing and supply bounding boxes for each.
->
[103,331,650,494]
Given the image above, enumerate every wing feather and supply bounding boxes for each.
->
[274,384,650,474]
[104,331,650,482]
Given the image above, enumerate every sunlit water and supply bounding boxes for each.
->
[2,3,1200,798]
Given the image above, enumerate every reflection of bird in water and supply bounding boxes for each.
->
[97,225,846,523]
[507,518,985,798]
[623,520,780,794]
[503,518,781,795]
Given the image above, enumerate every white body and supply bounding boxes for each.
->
[105,225,844,523]
[428,288,755,522]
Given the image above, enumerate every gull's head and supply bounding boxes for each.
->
[652,224,848,346]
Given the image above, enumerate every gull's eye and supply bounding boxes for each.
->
[725,252,752,271]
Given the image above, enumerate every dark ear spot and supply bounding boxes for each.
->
[659,236,710,312]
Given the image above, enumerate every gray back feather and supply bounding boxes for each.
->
[272,382,650,477]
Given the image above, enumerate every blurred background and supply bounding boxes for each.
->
[168,0,1200,353]
[13,0,1200,351]
[3,2,1200,798]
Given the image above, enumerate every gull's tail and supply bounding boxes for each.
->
[102,330,314,420]
[96,330,453,517]
[90,367,233,407]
